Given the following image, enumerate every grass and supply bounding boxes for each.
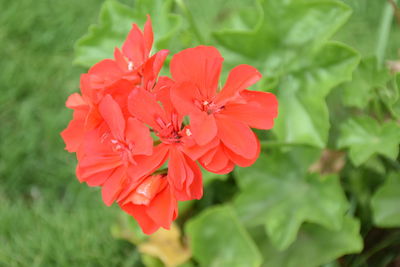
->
[0,0,141,265]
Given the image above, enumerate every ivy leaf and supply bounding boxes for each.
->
[341,57,391,109]
[74,0,181,67]
[185,205,262,267]
[337,116,400,166]
[371,172,400,227]
[234,147,349,250]
[256,216,363,267]
[273,42,359,147]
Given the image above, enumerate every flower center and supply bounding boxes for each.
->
[154,113,183,144]
[195,99,224,115]
[110,138,136,164]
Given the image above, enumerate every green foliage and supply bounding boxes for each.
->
[259,217,363,267]
[234,148,350,250]
[273,42,359,147]
[2,0,400,266]
[341,57,392,109]
[74,0,181,67]
[338,116,400,166]
[186,206,262,267]
[371,172,400,227]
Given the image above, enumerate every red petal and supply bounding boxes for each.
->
[205,145,229,171]
[147,186,178,229]
[85,169,113,187]
[168,147,187,191]
[121,175,167,206]
[99,95,126,140]
[221,90,278,129]
[200,157,235,175]
[78,155,122,179]
[154,76,176,116]
[120,203,160,235]
[125,144,169,185]
[128,88,166,131]
[122,24,146,67]
[182,156,203,200]
[199,145,235,174]
[215,64,261,105]
[88,59,124,88]
[215,115,258,159]
[190,112,218,145]
[114,47,128,70]
[223,138,260,167]
[183,135,219,160]
[66,93,87,109]
[170,46,223,99]
[168,148,203,201]
[144,15,153,58]
[170,81,201,116]
[102,166,126,206]
[61,111,86,152]
[142,50,169,91]
[125,118,153,156]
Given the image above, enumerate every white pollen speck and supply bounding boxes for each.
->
[128,61,134,71]
[111,139,118,144]
[186,128,192,136]
[203,101,209,105]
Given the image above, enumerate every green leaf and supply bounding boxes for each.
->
[341,57,391,109]
[183,0,358,148]
[74,0,181,67]
[234,147,349,250]
[371,172,400,227]
[380,73,400,119]
[273,42,359,147]
[180,0,261,44]
[202,167,228,185]
[185,205,262,267]
[337,116,400,166]
[257,216,363,267]
[214,0,352,70]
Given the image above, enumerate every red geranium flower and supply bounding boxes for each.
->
[117,174,178,235]
[77,94,153,206]
[61,15,279,235]
[61,16,165,154]
[128,79,203,201]
[87,15,168,90]
[170,46,278,173]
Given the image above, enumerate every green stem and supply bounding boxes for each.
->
[152,168,168,176]
[376,0,397,67]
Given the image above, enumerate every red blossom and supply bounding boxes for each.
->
[61,16,278,235]
[170,46,278,172]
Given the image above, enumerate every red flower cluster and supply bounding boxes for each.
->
[61,16,278,234]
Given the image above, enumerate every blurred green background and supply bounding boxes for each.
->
[0,0,139,266]
[0,0,399,266]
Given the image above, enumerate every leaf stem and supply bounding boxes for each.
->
[376,0,397,67]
